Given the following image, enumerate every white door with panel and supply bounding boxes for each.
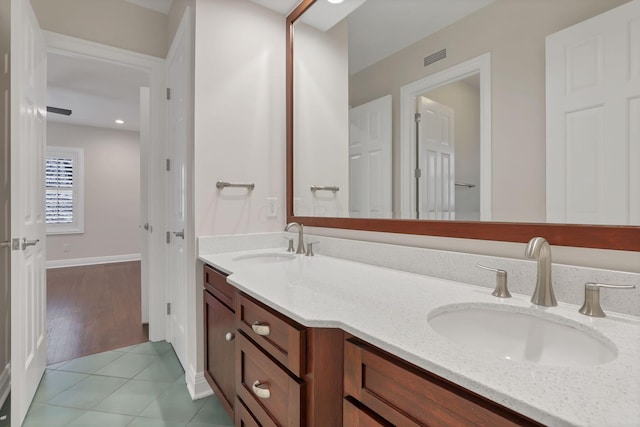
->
[546,0,640,225]
[10,0,47,424]
[349,95,392,218]
[417,96,455,220]
[166,13,189,370]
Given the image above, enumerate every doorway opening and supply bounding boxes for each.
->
[42,37,160,365]
[400,53,492,221]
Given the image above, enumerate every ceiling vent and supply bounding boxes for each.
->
[424,49,447,68]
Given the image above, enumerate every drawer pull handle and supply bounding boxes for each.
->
[251,322,270,336]
[252,380,271,399]
[225,332,235,342]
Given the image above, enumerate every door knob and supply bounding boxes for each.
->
[21,238,39,250]
[0,241,9,249]
[173,229,184,239]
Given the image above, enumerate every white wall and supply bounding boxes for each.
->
[294,19,349,217]
[350,0,630,222]
[192,0,285,381]
[194,0,285,237]
[46,122,141,263]
[31,0,169,58]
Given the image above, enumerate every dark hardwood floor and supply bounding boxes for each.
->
[46,261,148,365]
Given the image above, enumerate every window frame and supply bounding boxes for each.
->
[45,146,85,235]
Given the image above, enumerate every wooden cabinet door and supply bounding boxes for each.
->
[204,290,236,419]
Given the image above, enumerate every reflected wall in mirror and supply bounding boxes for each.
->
[291,0,638,225]
[287,0,640,250]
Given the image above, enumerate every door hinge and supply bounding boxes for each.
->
[166,158,171,171]
[166,88,171,100]
[415,112,421,123]
[415,168,422,178]
[166,231,171,244]
[166,303,171,315]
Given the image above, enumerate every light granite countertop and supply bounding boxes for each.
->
[199,248,640,427]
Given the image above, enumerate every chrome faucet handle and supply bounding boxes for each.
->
[578,282,636,317]
[284,237,295,252]
[305,241,319,257]
[476,263,511,298]
[284,222,305,254]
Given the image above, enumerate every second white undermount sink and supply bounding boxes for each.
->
[428,304,617,367]
[232,252,296,264]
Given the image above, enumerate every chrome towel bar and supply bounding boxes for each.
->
[455,182,476,188]
[311,185,339,193]
[216,181,255,190]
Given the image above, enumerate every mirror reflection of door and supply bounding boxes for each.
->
[349,95,392,218]
[416,75,481,221]
[417,97,455,220]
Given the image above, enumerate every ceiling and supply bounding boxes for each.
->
[48,0,494,132]
[251,0,496,73]
[47,52,148,132]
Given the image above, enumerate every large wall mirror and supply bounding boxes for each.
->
[286,0,640,251]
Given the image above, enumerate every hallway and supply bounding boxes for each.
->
[46,261,148,365]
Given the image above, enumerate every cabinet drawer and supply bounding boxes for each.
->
[236,292,306,377]
[235,396,273,427]
[236,332,304,427]
[204,264,235,310]
[343,398,391,427]
[344,338,541,427]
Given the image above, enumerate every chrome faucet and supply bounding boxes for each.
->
[524,237,557,307]
[284,222,305,254]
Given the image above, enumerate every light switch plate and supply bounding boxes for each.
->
[267,198,278,218]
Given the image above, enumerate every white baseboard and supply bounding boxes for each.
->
[186,366,213,400]
[0,362,10,411]
[46,253,141,269]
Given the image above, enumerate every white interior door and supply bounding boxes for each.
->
[546,0,640,225]
[10,0,47,424]
[139,87,150,324]
[166,13,189,370]
[349,95,392,218]
[0,0,11,410]
[417,96,455,220]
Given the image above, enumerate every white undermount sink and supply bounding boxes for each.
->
[232,252,296,264]
[428,304,617,367]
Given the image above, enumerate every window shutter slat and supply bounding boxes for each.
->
[45,156,75,224]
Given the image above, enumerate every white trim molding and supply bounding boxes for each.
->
[399,52,492,220]
[46,253,141,269]
[186,365,213,400]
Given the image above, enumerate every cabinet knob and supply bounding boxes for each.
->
[251,322,270,336]
[224,332,235,342]
[252,380,271,399]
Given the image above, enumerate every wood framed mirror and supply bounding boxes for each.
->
[286,0,640,251]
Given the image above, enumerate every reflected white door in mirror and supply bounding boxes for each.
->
[349,95,392,218]
[546,0,640,226]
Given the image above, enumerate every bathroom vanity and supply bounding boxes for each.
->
[203,262,539,426]
[199,236,640,427]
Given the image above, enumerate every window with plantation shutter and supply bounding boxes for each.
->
[45,147,84,234]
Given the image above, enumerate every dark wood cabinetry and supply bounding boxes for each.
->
[203,263,541,427]
[203,265,236,420]
[235,292,343,427]
[344,338,542,427]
